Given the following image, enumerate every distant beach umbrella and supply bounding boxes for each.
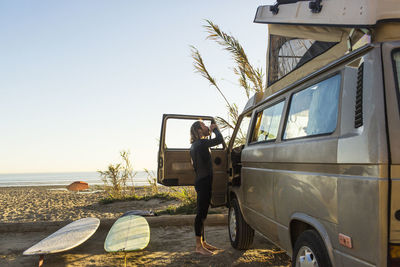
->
[67,181,89,191]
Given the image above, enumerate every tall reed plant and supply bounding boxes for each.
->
[144,168,158,195]
[98,150,136,198]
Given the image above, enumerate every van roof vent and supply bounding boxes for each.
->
[355,62,364,128]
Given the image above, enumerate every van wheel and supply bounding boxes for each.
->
[228,198,254,249]
[292,230,332,267]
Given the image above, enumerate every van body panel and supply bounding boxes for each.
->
[271,137,339,164]
[241,167,275,220]
[334,45,389,265]
[337,177,388,265]
[334,250,377,267]
[383,42,400,164]
[230,186,247,217]
[274,170,338,224]
[242,205,280,244]
[242,162,383,177]
[277,223,292,255]
[338,47,389,165]
[382,41,400,244]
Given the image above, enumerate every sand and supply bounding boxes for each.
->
[1,224,291,266]
[0,186,182,223]
[0,186,291,266]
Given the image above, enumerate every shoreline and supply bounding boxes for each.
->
[0,171,154,188]
[0,182,153,188]
[0,184,168,191]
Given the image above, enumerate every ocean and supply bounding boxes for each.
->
[0,171,155,187]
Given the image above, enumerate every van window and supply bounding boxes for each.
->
[251,101,285,143]
[233,113,251,147]
[165,118,223,149]
[284,74,341,139]
[268,35,338,86]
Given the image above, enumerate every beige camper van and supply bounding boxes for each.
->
[158,1,400,266]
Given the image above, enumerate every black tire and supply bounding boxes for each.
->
[228,197,254,249]
[292,230,332,267]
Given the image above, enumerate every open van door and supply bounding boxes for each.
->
[157,114,228,206]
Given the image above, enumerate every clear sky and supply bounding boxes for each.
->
[0,1,273,174]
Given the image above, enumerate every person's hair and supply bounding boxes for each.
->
[190,121,202,144]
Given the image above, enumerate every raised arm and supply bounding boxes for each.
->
[204,127,224,148]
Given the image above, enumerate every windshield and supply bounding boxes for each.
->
[232,113,251,148]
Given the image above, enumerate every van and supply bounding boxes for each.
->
[158,1,400,266]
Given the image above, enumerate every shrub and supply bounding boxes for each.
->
[172,187,196,205]
[156,187,198,214]
[98,150,136,198]
[144,168,158,195]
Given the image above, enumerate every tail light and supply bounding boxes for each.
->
[389,244,400,266]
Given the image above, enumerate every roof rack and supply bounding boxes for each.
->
[269,0,322,15]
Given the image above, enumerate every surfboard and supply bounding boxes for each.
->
[104,215,150,252]
[120,210,156,217]
[23,217,100,266]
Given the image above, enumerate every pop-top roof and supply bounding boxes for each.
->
[254,0,400,27]
[248,0,400,109]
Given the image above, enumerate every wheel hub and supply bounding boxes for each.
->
[296,246,318,267]
[229,207,237,241]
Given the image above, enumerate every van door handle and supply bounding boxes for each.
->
[158,157,163,168]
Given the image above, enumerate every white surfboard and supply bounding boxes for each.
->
[23,217,100,255]
[104,215,150,252]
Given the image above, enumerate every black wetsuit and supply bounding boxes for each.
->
[190,128,223,237]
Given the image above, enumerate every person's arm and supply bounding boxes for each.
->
[204,126,223,148]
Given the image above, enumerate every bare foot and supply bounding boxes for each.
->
[203,242,219,251]
[195,246,213,256]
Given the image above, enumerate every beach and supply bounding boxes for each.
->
[0,186,290,266]
[0,186,179,223]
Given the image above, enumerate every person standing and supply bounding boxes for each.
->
[190,120,223,255]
